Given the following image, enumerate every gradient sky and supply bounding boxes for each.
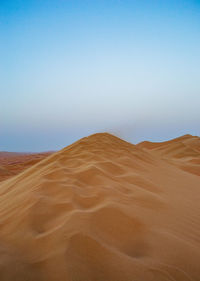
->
[1,0,200,152]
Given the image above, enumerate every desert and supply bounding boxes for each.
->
[0,133,199,281]
[2,0,200,280]
[0,152,53,182]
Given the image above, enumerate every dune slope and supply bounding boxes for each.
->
[138,134,200,176]
[0,152,53,182]
[0,133,200,281]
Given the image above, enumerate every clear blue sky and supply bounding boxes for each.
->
[1,0,200,151]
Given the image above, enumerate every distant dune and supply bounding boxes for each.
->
[137,134,200,176]
[0,151,53,182]
[0,133,200,281]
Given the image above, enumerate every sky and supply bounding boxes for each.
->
[1,0,200,152]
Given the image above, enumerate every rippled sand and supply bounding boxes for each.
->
[0,133,199,281]
[0,151,52,182]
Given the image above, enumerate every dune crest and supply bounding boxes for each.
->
[0,133,200,281]
[138,134,200,176]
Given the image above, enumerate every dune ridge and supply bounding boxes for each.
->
[137,134,200,176]
[0,133,200,281]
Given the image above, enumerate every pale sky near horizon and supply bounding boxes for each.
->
[1,0,200,152]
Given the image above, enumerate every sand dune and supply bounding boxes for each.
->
[0,133,200,281]
[138,134,200,177]
[0,152,53,182]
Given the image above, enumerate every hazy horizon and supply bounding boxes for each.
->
[1,131,199,154]
[1,0,200,152]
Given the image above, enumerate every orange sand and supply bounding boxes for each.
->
[0,133,199,281]
[0,152,53,182]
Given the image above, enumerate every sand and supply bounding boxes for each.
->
[0,152,53,182]
[0,133,199,281]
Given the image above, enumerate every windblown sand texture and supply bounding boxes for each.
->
[0,152,52,182]
[0,133,200,281]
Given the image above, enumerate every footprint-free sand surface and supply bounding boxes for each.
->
[0,151,53,182]
[0,133,200,281]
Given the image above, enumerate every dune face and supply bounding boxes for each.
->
[0,133,200,281]
[138,134,200,176]
[0,152,53,182]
